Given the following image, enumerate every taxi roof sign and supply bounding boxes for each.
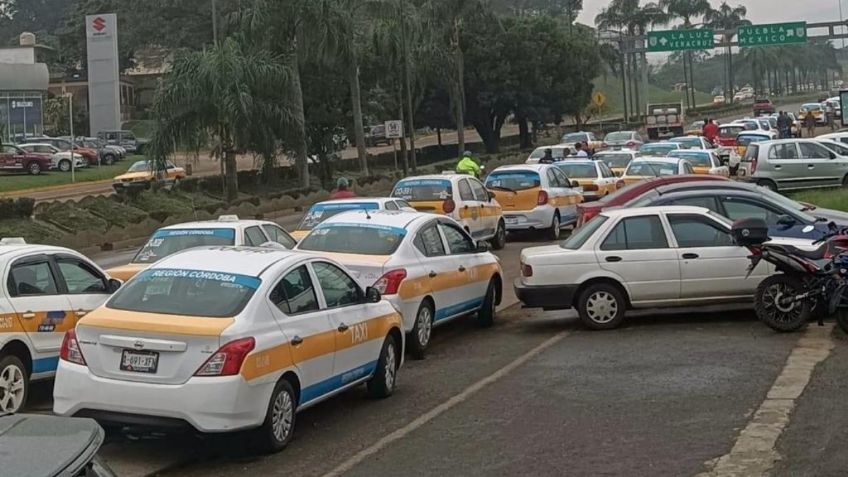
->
[217,215,240,222]
[0,237,26,245]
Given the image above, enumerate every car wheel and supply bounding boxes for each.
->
[577,283,626,330]
[476,279,497,327]
[757,180,777,192]
[27,162,42,175]
[58,160,71,172]
[546,212,561,241]
[490,220,506,250]
[254,379,296,453]
[0,355,28,415]
[754,274,811,332]
[408,300,434,360]
[367,334,399,398]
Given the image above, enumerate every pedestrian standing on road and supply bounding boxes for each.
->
[776,112,789,139]
[702,119,719,145]
[330,177,357,199]
[826,102,836,131]
[804,113,817,138]
[574,142,589,158]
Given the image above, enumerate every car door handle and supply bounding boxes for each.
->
[458,266,466,272]
[75,309,87,317]
[682,253,700,259]
[605,256,622,263]
[337,323,349,332]
[21,311,35,319]
[429,271,438,278]
[774,165,782,169]
[291,335,303,346]
[807,164,815,169]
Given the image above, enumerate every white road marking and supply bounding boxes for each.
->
[321,331,570,477]
[697,323,836,477]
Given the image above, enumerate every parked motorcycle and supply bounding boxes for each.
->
[732,217,848,332]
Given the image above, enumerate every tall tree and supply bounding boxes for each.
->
[705,2,749,102]
[659,0,711,108]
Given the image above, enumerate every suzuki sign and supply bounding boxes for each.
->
[85,13,121,135]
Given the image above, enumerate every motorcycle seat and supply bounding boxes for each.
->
[766,241,831,261]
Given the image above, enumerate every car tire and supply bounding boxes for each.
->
[0,355,29,415]
[254,379,297,453]
[476,279,497,328]
[367,334,399,398]
[757,180,777,192]
[408,301,434,360]
[490,220,506,250]
[755,274,811,332]
[577,283,626,330]
[27,162,42,175]
[546,212,561,241]
[58,159,71,172]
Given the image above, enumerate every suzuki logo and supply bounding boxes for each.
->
[92,17,106,32]
[133,340,144,350]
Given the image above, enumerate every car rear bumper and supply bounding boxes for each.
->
[53,361,273,433]
[514,278,578,309]
[502,206,554,231]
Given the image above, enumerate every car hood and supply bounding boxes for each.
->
[811,207,848,225]
[106,262,147,281]
[0,413,107,477]
[114,171,151,181]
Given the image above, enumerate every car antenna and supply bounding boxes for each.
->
[365,208,372,220]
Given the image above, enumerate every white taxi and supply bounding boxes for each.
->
[553,159,619,201]
[667,149,730,177]
[107,216,297,281]
[390,174,506,249]
[291,198,415,241]
[53,247,403,452]
[484,164,583,240]
[620,156,695,185]
[0,238,121,414]
[295,210,503,359]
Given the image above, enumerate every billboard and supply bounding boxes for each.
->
[86,13,121,136]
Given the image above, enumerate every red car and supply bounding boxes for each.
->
[575,175,731,227]
[715,124,746,147]
[0,144,52,175]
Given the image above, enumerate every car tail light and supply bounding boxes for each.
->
[373,269,407,295]
[616,180,625,189]
[584,209,600,223]
[521,263,533,277]
[537,190,549,206]
[59,329,86,366]
[195,337,256,376]
[602,142,609,148]
[583,184,599,192]
[625,141,636,147]
[443,198,456,214]
[750,156,758,174]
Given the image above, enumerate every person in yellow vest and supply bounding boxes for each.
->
[456,150,482,178]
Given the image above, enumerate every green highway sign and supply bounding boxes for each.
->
[647,29,714,52]
[738,22,807,47]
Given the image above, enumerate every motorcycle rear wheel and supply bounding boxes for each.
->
[755,274,811,332]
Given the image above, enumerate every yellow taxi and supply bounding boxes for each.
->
[291,198,415,241]
[107,216,296,281]
[54,247,403,452]
[667,149,730,177]
[113,160,186,191]
[553,159,618,201]
[390,174,506,249]
[620,157,695,185]
[484,164,583,240]
[799,103,825,125]
[295,210,502,359]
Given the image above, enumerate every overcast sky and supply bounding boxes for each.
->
[577,0,845,27]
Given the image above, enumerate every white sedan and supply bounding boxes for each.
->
[514,206,816,330]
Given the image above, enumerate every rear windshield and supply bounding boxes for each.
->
[298,202,379,230]
[107,268,260,317]
[742,145,759,162]
[529,148,566,159]
[627,161,679,176]
[639,144,678,156]
[596,153,633,168]
[670,137,701,148]
[604,132,632,142]
[298,223,405,255]
[561,216,608,250]
[737,135,768,146]
[562,133,588,143]
[392,179,452,201]
[132,228,235,264]
[555,162,597,179]
[669,152,711,167]
[485,170,541,191]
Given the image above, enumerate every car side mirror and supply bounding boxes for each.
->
[830,152,837,159]
[475,242,491,253]
[365,286,381,303]
[107,278,122,293]
[571,180,581,188]
[488,191,496,201]
[776,214,796,228]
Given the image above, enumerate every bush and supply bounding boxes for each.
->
[82,197,149,228]
[0,218,66,244]
[35,202,109,234]
[0,198,35,220]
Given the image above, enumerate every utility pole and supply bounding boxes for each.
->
[66,93,75,182]
[212,0,218,45]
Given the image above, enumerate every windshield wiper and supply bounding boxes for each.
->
[815,217,829,222]
[488,185,515,192]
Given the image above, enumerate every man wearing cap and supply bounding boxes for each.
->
[456,150,482,178]
[330,177,357,199]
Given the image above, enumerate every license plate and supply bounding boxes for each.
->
[120,349,159,373]
[505,217,519,225]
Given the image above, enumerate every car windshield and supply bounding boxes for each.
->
[486,170,541,191]
[127,161,150,173]
[737,135,769,146]
[555,162,596,179]
[298,202,380,230]
[596,153,633,168]
[639,144,678,155]
[561,216,608,250]
[670,137,701,148]
[669,152,711,167]
[802,104,822,112]
[132,228,236,264]
[604,132,632,142]
[562,133,588,143]
[626,161,679,176]
[392,179,452,201]
[298,223,405,255]
[107,268,260,318]
[529,148,566,159]
[756,187,817,221]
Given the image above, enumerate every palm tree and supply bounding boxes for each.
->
[705,2,748,102]
[659,0,711,108]
[148,37,295,202]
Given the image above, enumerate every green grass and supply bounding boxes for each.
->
[593,76,713,117]
[789,189,848,213]
[0,156,145,194]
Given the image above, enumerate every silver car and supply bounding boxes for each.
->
[739,139,848,191]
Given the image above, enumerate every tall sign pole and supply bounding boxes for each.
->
[86,14,121,137]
